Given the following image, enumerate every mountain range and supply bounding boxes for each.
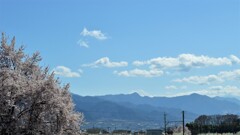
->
[72,93,240,129]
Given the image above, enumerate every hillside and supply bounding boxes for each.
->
[72,93,240,129]
[99,93,240,115]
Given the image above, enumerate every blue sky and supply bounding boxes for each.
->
[1,0,240,98]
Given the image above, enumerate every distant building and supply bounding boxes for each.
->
[133,130,146,135]
[112,129,131,135]
[146,129,163,135]
[86,128,109,135]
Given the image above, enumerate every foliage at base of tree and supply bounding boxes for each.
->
[186,114,240,135]
[0,33,83,135]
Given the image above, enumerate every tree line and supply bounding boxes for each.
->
[186,114,240,134]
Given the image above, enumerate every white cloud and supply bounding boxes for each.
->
[230,55,240,64]
[77,39,89,48]
[165,85,178,90]
[174,75,223,85]
[174,69,240,85]
[196,85,240,97]
[161,85,240,98]
[208,86,224,90]
[133,54,240,71]
[164,85,187,90]
[53,66,81,77]
[218,69,240,81]
[83,57,128,68]
[81,27,107,40]
[115,68,164,77]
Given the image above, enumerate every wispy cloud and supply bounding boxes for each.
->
[174,69,240,85]
[165,85,187,90]
[206,85,240,97]
[53,66,81,78]
[83,57,128,68]
[174,75,223,85]
[81,27,107,40]
[218,69,240,81]
[133,54,240,71]
[192,85,240,98]
[115,68,163,77]
[161,85,240,98]
[77,39,89,48]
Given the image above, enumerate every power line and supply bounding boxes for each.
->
[163,111,185,135]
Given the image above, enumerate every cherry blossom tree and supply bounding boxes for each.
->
[0,33,83,135]
[173,126,191,135]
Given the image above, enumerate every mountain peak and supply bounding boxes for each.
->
[189,93,202,96]
[129,92,141,97]
[189,93,208,97]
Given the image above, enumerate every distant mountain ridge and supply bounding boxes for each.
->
[71,93,240,129]
[72,93,195,122]
[214,96,240,106]
[98,93,240,115]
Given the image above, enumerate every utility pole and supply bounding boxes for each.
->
[164,111,185,135]
[164,112,167,135]
[107,127,110,133]
[182,111,185,135]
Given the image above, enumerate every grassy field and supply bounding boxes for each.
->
[198,133,240,135]
[173,132,240,135]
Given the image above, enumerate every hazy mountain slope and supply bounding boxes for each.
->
[71,93,197,122]
[71,92,240,127]
[72,94,142,121]
[214,96,240,106]
[99,93,240,115]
